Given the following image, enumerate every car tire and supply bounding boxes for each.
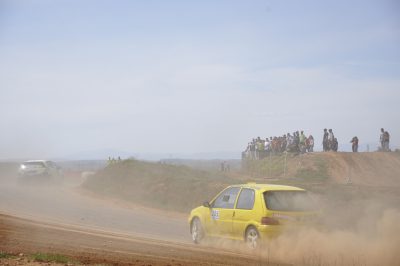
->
[245,226,260,249]
[191,218,204,244]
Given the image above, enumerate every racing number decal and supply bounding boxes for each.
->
[211,209,220,220]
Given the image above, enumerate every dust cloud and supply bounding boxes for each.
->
[199,189,400,266]
[1,159,400,265]
[266,208,400,266]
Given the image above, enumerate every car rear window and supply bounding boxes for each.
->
[23,162,46,167]
[264,190,316,212]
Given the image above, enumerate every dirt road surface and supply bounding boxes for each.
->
[0,175,273,265]
[0,214,273,265]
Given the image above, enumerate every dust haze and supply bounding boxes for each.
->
[265,200,400,265]
[197,183,400,266]
[1,155,400,265]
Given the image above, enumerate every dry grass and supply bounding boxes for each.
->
[82,159,237,212]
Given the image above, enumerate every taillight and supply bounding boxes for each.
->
[261,216,279,225]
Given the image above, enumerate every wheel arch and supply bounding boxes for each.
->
[190,216,201,233]
[244,224,259,240]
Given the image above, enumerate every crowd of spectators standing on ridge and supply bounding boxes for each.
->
[243,128,392,160]
[243,131,315,160]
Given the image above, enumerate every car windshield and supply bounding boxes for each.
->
[23,162,46,167]
[264,190,317,212]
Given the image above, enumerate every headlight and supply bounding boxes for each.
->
[20,164,26,170]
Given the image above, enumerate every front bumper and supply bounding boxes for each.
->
[18,170,48,177]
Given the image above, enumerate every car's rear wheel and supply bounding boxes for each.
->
[191,218,204,244]
[245,226,260,249]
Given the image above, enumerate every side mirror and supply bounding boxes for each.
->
[203,201,211,208]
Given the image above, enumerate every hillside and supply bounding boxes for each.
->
[82,152,400,213]
[323,152,400,186]
[244,151,400,187]
[81,159,237,212]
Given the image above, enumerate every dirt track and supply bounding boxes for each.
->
[0,213,274,266]
[1,153,400,265]
[0,174,276,265]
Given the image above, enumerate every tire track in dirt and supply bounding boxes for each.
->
[0,213,278,265]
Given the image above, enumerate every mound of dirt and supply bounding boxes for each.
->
[244,152,400,187]
[82,152,400,214]
[82,159,236,212]
[323,152,400,187]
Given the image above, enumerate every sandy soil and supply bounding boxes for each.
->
[1,153,399,266]
[0,214,273,266]
[0,172,277,265]
[292,152,400,186]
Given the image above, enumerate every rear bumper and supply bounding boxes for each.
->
[257,223,322,240]
[257,225,284,239]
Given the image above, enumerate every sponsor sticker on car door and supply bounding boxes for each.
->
[211,209,220,220]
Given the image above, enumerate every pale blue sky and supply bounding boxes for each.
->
[1,0,399,159]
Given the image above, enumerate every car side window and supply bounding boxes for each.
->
[236,188,255,210]
[212,187,240,209]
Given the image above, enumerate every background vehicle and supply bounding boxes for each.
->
[188,183,318,248]
[18,160,63,183]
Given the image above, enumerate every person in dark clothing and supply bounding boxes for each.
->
[250,140,256,159]
[380,128,385,150]
[294,131,300,152]
[351,136,359,152]
[332,138,338,152]
[380,128,390,151]
[383,130,390,151]
[323,129,328,151]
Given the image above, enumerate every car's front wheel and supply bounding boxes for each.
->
[245,226,260,249]
[191,218,204,244]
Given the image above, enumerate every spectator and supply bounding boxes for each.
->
[265,138,271,153]
[380,128,385,150]
[299,131,306,153]
[307,135,314,152]
[350,136,359,152]
[281,135,287,152]
[257,139,265,159]
[332,138,338,152]
[328,129,335,151]
[323,129,328,152]
[383,130,390,151]
[294,131,300,151]
[250,140,256,159]
[286,133,294,152]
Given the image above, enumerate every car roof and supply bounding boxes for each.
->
[231,183,305,192]
[23,160,48,163]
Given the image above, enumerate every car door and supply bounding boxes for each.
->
[232,188,256,238]
[209,187,240,236]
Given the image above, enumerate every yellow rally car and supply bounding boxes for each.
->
[188,183,318,248]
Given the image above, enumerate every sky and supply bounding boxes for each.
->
[0,0,399,159]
